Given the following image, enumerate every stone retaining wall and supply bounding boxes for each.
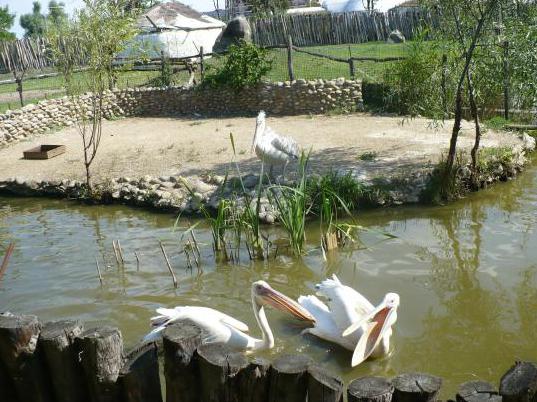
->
[0,78,363,147]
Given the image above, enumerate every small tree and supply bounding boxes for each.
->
[0,5,15,41]
[203,41,273,90]
[48,0,138,193]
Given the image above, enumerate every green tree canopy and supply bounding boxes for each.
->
[20,1,68,38]
[20,2,46,37]
[245,0,290,15]
[0,5,16,41]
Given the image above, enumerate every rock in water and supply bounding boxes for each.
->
[213,16,252,52]
[388,30,406,43]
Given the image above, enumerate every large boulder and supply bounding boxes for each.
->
[213,16,252,52]
[387,30,406,43]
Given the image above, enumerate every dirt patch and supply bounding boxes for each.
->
[0,113,524,183]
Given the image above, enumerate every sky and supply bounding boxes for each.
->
[0,0,217,38]
[0,0,403,38]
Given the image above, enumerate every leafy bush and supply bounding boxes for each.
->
[383,34,448,117]
[203,41,273,90]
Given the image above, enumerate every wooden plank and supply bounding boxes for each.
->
[0,242,15,281]
[23,145,66,160]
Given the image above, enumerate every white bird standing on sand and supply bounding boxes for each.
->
[284,275,400,367]
[252,111,300,178]
[143,281,315,352]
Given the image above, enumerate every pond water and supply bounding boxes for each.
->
[1,156,536,397]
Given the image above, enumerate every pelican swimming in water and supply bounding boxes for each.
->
[284,275,400,367]
[143,281,315,352]
[252,110,300,178]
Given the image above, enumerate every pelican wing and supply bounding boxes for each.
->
[298,295,349,347]
[268,129,299,159]
[315,275,374,333]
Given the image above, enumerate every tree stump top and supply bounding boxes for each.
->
[392,373,442,394]
[309,365,344,390]
[348,376,394,398]
[0,314,39,329]
[41,320,83,341]
[79,326,121,340]
[197,343,249,374]
[272,354,312,374]
[500,362,537,397]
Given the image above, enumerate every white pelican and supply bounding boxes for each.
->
[143,280,316,352]
[285,275,400,367]
[252,111,300,178]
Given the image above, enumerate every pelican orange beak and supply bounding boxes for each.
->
[253,281,316,325]
[342,292,399,367]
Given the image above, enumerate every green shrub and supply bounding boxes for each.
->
[383,35,447,117]
[203,41,273,90]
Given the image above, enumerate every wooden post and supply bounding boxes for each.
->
[119,342,163,402]
[499,362,537,402]
[457,381,501,402]
[0,314,52,402]
[163,322,203,402]
[200,46,205,81]
[349,59,356,80]
[76,327,123,402]
[197,343,249,402]
[238,357,271,402]
[503,40,510,120]
[391,373,442,402]
[0,357,17,402]
[347,376,393,402]
[307,365,344,402]
[15,76,23,107]
[39,320,87,402]
[268,354,312,402]
[287,35,295,82]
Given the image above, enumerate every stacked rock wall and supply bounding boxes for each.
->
[0,79,363,147]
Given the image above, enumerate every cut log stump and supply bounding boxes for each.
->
[238,357,271,402]
[307,365,344,402]
[119,342,162,402]
[0,314,52,402]
[76,326,123,402]
[457,381,501,402]
[392,373,442,402]
[348,376,394,402]
[268,354,312,402]
[197,343,249,402]
[39,320,86,402]
[163,322,203,402]
[197,344,248,402]
[500,362,537,402]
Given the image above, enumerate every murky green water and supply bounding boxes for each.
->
[1,157,536,397]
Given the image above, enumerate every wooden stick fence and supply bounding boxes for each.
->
[0,313,536,402]
[250,9,436,48]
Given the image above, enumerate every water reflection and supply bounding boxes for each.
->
[0,156,535,397]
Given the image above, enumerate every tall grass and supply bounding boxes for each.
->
[268,152,310,255]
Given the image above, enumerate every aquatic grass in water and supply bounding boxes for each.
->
[268,152,310,255]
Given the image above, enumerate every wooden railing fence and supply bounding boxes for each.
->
[0,313,536,402]
[249,9,436,47]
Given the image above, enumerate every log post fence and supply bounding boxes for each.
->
[1,313,535,402]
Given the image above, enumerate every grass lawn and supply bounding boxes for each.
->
[0,41,406,112]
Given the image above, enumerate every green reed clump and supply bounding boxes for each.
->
[306,171,366,213]
[268,152,310,255]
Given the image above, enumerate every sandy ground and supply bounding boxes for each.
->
[0,114,523,183]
